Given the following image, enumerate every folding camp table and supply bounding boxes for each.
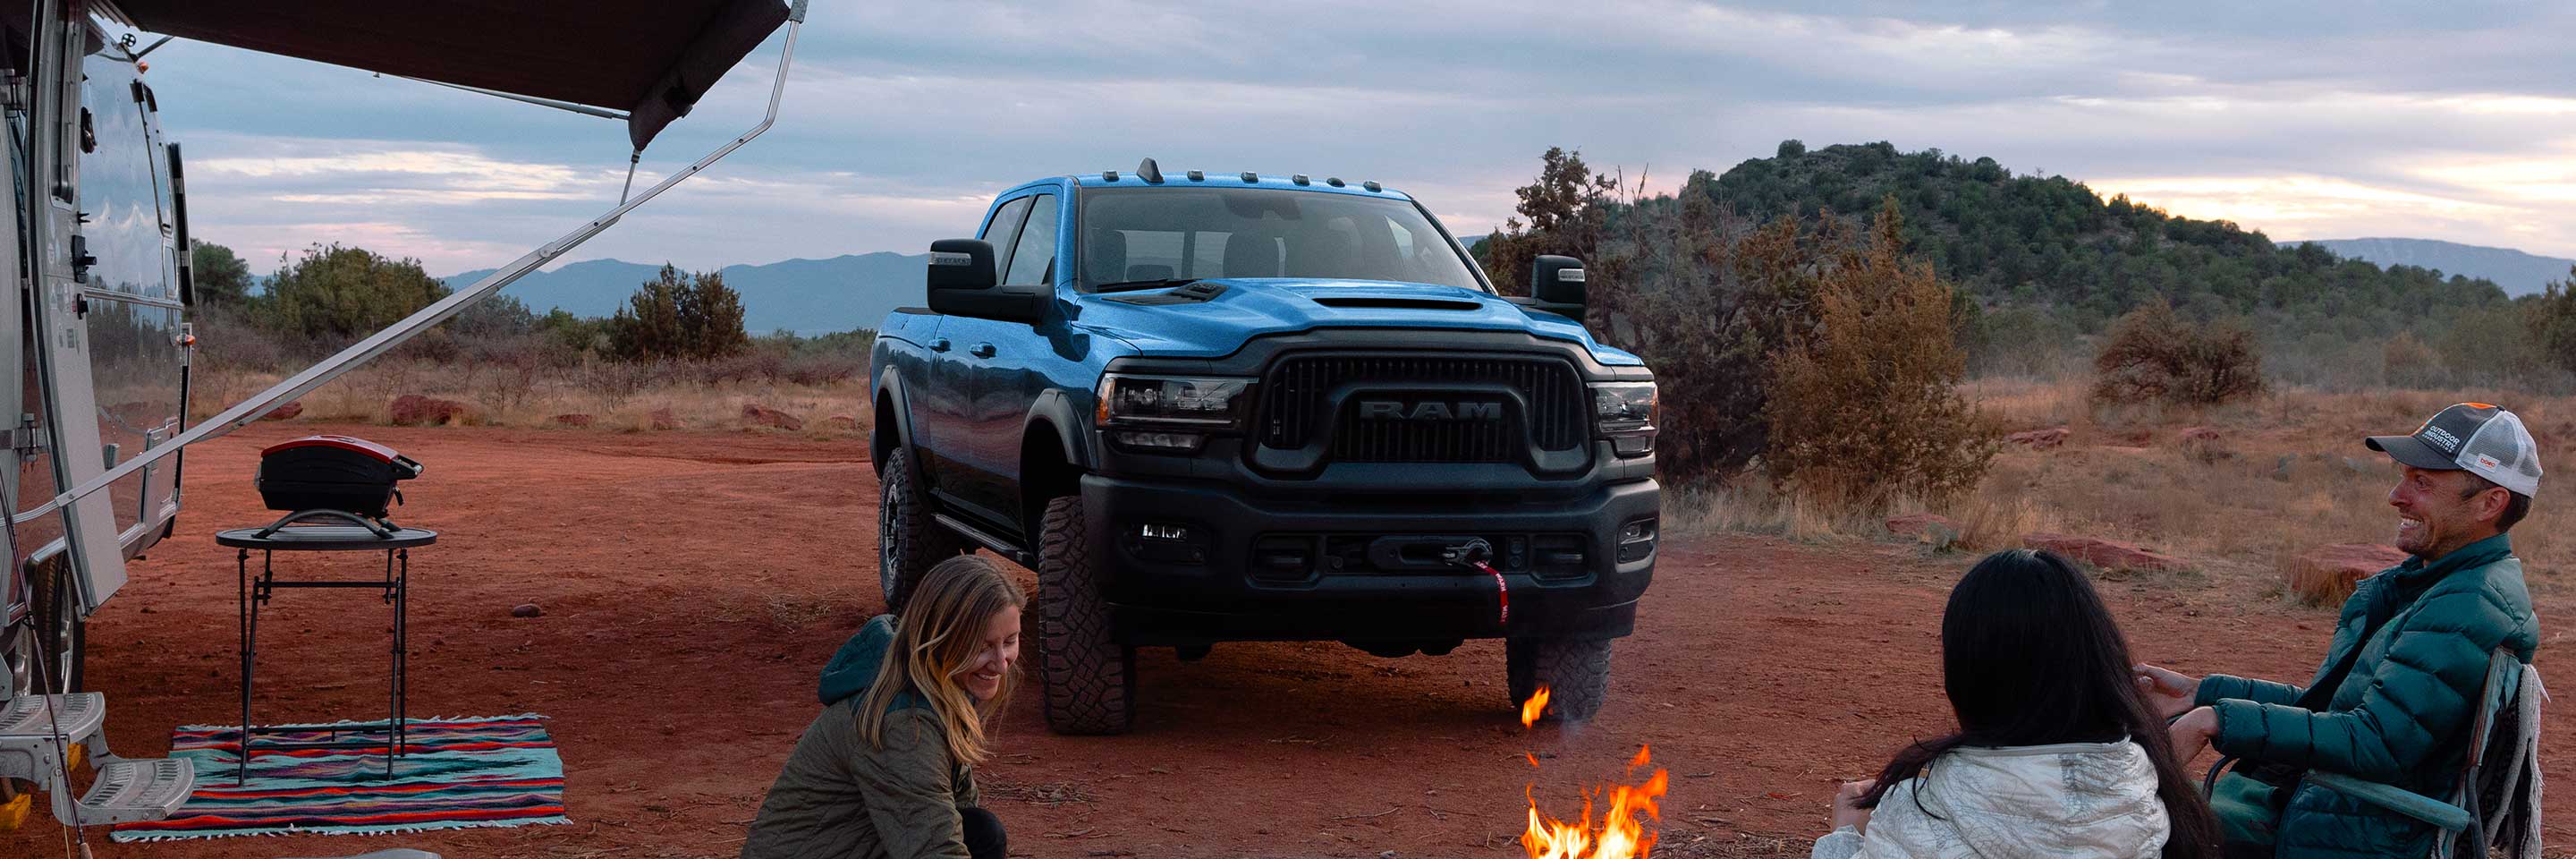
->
[217,514,437,784]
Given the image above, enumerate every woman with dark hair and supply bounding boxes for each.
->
[1810,549,2219,859]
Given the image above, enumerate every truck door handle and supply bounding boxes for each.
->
[928,338,951,353]
[970,343,997,358]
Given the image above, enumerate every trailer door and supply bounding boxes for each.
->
[24,2,132,614]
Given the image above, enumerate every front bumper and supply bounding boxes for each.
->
[1081,472,1659,646]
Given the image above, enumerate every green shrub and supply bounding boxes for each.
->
[608,265,750,361]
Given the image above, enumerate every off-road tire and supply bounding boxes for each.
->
[17,557,84,696]
[1507,636,1611,723]
[879,447,964,614]
[1037,496,1135,735]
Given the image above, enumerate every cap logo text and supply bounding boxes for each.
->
[2421,424,2462,454]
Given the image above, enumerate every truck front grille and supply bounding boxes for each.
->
[1255,353,1587,464]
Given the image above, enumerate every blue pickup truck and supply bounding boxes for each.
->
[869,160,1658,735]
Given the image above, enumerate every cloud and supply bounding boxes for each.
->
[127,1,2576,272]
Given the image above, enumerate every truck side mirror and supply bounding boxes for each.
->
[1530,255,1586,308]
[926,238,1047,324]
[926,238,997,293]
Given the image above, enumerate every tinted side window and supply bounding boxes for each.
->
[981,196,1035,282]
[1004,194,1058,285]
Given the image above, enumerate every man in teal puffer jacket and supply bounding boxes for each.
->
[2138,403,2543,858]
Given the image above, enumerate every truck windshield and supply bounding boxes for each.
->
[1077,187,1486,293]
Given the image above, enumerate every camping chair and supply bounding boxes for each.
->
[2205,650,2546,858]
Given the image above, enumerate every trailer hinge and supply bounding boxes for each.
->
[9,414,45,457]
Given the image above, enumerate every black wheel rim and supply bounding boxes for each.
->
[880,470,902,592]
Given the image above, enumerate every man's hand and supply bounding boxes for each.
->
[2133,663,2201,721]
[1830,778,1877,833]
[2167,706,2219,764]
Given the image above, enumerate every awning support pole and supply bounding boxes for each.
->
[390,75,629,122]
[620,149,640,205]
[23,17,805,521]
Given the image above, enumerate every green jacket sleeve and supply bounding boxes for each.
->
[2208,589,2511,783]
[2196,673,2302,709]
[850,709,972,859]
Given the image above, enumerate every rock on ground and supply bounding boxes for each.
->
[823,414,861,431]
[2021,532,2185,572]
[741,404,803,431]
[1885,513,1961,549]
[2288,543,2410,607]
[388,395,472,426]
[260,400,304,421]
[2007,426,2069,449]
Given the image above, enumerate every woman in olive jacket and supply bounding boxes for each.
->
[743,556,1024,859]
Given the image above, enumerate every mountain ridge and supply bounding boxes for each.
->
[442,251,926,335]
[2282,237,2570,298]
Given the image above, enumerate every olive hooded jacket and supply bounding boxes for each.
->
[2196,533,2537,858]
[741,615,982,859]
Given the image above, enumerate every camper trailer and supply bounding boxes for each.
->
[0,0,805,834]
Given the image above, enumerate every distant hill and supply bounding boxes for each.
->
[1696,141,2517,336]
[443,252,927,335]
[2284,238,2571,297]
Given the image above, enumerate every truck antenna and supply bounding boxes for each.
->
[1136,157,1163,183]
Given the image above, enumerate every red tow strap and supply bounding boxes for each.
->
[1476,560,1508,625]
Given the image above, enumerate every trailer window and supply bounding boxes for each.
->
[76,48,173,302]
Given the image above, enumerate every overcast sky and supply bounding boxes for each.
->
[132,1,2576,276]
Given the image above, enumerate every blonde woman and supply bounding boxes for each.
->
[744,556,1024,859]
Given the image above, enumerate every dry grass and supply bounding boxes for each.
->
[1670,378,2574,601]
[1975,379,2569,594]
[1662,481,1885,544]
[191,361,872,438]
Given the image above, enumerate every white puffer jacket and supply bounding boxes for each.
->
[1811,740,2172,859]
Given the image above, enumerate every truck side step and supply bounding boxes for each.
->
[934,514,1036,566]
[76,757,195,825]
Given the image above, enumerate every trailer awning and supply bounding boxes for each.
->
[113,0,791,149]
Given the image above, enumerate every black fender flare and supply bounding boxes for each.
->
[872,368,917,475]
[1021,388,1098,477]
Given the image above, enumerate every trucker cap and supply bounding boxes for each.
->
[2365,403,2542,498]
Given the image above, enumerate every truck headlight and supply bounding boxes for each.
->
[1590,381,1656,431]
[1096,374,1252,428]
[1590,380,1657,456]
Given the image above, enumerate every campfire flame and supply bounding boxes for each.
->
[1516,685,1669,859]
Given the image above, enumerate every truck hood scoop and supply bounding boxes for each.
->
[1102,281,1230,305]
[1309,296,1482,311]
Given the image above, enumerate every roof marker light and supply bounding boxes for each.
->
[1326,177,1344,187]
[1104,170,1121,182]
[1241,172,1258,183]
[1137,157,1164,183]
[1362,180,1382,192]
[1186,170,1204,182]
[1292,174,1309,185]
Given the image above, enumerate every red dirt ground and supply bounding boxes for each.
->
[9,422,2573,857]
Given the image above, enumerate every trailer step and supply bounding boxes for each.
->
[75,757,194,825]
[0,693,106,785]
[0,692,105,743]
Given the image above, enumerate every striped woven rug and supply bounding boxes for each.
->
[111,714,569,842]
